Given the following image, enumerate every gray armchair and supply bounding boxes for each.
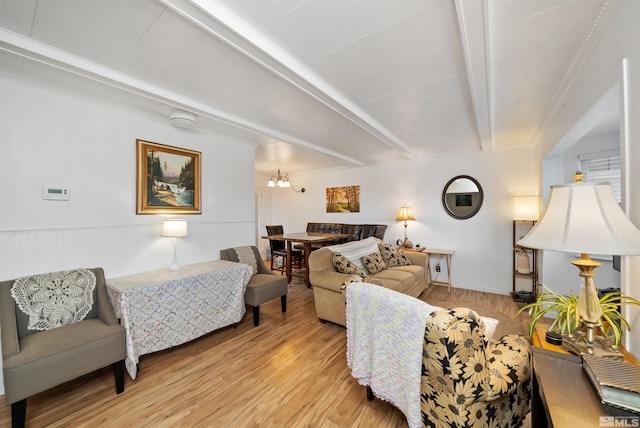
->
[0,267,125,428]
[220,246,288,326]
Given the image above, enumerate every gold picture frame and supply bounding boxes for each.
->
[136,139,201,215]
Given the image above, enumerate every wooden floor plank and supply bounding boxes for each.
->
[0,271,531,427]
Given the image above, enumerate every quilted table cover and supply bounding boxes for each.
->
[107,260,252,379]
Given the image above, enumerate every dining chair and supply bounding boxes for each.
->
[265,225,303,274]
[342,224,363,242]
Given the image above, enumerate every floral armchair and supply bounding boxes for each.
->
[420,308,531,428]
[346,282,531,428]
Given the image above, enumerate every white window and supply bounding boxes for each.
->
[579,149,621,203]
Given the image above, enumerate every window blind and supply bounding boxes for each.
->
[579,149,621,203]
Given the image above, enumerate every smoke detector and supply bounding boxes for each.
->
[170,109,197,129]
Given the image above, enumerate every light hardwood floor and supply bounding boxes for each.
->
[0,273,532,427]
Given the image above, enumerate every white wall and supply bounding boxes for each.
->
[260,146,538,295]
[0,73,258,394]
[533,1,640,357]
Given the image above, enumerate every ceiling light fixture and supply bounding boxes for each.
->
[267,169,305,192]
[169,109,198,129]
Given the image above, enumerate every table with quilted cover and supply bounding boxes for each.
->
[106,260,252,379]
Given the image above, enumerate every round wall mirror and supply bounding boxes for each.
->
[442,175,484,219]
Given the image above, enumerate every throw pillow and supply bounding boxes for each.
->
[333,252,366,277]
[378,241,410,267]
[11,268,96,331]
[482,316,499,342]
[361,252,387,275]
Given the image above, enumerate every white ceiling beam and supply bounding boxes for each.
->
[162,0,420,159]
[453,0,492,152]
[0,27,366,168]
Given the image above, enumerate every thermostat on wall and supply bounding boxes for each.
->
[43,187,70,200]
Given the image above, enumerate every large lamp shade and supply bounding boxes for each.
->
[517,183,640,255]
[517,180,640,355]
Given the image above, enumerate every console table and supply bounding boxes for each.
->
[531,324,639,426]
[107,260,252,379]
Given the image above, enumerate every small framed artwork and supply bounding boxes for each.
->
[136,139,201,215]
[455,194,472,207]
[326,185,360,213]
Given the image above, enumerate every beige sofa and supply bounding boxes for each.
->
[309,237,428,326]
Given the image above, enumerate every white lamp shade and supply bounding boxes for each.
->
[513,196,539,221]
[517,182,640,255]
[162,219,188,237]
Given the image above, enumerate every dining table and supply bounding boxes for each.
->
[263,232,348,287]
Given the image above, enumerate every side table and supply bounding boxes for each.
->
[531,323,639,426]
[422,248,454,292]
[401,246,425,252]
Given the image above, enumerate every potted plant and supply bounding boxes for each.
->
[517,285,640,346]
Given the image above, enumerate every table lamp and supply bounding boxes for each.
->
[518,173,640,355]
[396,204,415,247]
[162,219,188,271]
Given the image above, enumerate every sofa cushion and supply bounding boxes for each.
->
[333,252,366,277]
[378,242,410,267]
[361,252,387,275]
[325,236,380,271]
[371,269,416,292]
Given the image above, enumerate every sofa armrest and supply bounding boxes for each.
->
[309,270,352,293]
[0,280,20,358]
[92,268,120,326]
[404,251,427,268]
[308,247,357,292]
[485,334,532,400]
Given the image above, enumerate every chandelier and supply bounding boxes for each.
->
[267,169,305,193]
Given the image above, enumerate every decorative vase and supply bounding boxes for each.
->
[517,252,530,274]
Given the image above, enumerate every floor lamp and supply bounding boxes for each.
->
[162,219,188,271]
[518,174,640,355]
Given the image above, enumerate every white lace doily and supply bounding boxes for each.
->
[11,268,96,331]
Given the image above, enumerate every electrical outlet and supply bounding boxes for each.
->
[435,263,441,273]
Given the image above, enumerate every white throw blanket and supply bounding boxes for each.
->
[346,283,432,428]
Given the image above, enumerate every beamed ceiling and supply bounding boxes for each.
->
[0,0,620,177]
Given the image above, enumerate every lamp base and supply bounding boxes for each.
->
[561,320,622,359]
[168,263,182,272]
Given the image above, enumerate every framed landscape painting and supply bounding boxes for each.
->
[326,185,360,213]
[136,139,201,215]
